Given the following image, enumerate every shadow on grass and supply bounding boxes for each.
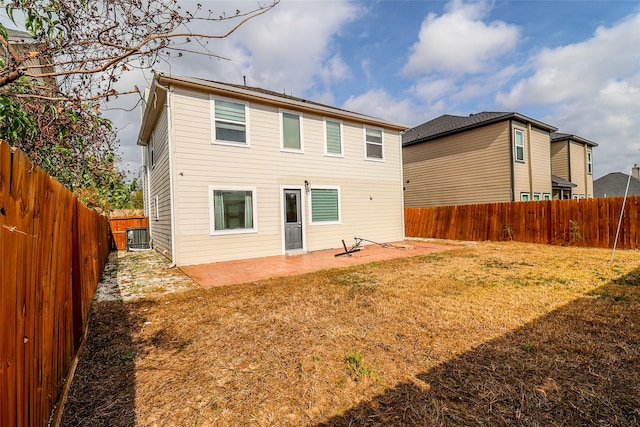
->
[318,270,640,426]
[61,253,138,427]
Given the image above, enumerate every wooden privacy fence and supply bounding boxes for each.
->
[405,196,640,250]
[109,216,149,250]
[0,141,110,427]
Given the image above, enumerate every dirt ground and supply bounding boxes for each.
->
[62,242,640,426]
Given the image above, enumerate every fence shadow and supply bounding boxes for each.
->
[61,253,138,427]
[318,271,640,426]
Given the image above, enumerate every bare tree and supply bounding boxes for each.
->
[0,0,279,101]
[0,0,278,211]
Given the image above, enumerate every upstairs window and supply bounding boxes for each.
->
[587,151,593,175]
[213,98,247,144]
[325,119,343,156]
[282,111,303,152]
[365,127,383,160]
[514,129,525,162]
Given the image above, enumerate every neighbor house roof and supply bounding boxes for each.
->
[138,73,409,145]
[551,132,598,147]
[6,28,34,43]
[402,112,558,147]
[594,172,640,197]
[551,175,577,189]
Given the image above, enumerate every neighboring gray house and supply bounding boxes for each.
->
[137,73,407,266]
[594,165,640,198]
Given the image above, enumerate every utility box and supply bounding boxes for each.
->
[126,227,151,251]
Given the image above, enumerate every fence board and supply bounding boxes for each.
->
[0,140,109,427]
[405,196,640,250]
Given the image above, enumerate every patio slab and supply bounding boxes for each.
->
[180,239,459,288]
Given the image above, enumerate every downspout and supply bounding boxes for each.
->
[526,123,533,197]
[166,86,178,267]
[399,130,406,240]
[567,140,572,197]
[145,150,152,247]
[509,120,515,201]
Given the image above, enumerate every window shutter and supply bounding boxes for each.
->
[311,189,338,222]
[326,121,341,154]
[215,100,245,122]
[283,113,301,149]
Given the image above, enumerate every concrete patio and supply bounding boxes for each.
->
[180,239,458,288]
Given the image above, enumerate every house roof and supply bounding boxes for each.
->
[551,175,577,189]
[137,73,409,145]
[551,132,598,147]
[594,172,640,197]
[6,28,34,43]
[402,112,558,146]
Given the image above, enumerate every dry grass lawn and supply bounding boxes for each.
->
[62,241,640,426]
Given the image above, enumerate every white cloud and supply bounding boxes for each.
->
[496,12,640,176]
[229,0,360,94]
[497,13,640,107]
[403,0,520,75]
[342,89,426,127]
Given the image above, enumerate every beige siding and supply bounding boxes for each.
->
[530,126,552,196]
[551,141,569,180]
[147,108,173,260]
[569,142,590,197]
[550,139,594,198]
[402,121,512,207]
[586,148,594,197]
[169,87,403,265]
[513,123,551,199]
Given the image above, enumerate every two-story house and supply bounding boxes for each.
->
[402,112,557,207]
[137,73,407,266]
[550,132,597,199]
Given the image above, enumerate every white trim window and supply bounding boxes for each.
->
[587,151,593,175]
[543,193,551,201]
[149,135,155,169]
[208,186,257,235]
[364,126,384,161]
[309,186,341,225]
[514,128,525,162]
[151,195,159,221]
[324,118,343,157]
[520,192,530,201]
[281,110,303,152]
[533,193,541,201]
[211,97,249,145]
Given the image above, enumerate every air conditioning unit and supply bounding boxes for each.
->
[126,227,151,251]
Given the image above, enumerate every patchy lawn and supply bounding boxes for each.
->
[62,242,640,426]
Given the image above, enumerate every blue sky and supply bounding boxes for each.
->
[8,0,640,179]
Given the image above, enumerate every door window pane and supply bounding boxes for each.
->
[286,192,298,223]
